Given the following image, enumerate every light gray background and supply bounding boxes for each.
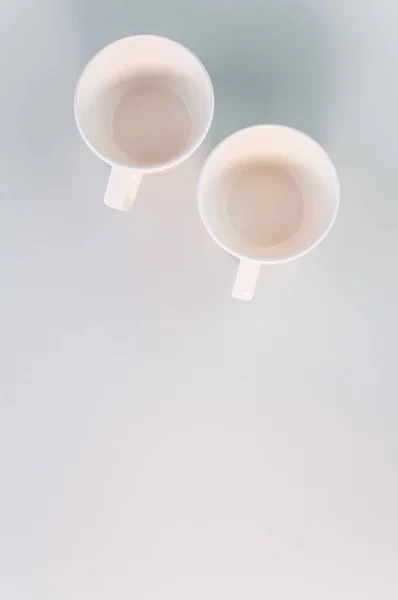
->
[1,1,397,599]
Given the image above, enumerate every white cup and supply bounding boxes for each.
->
[74,35,214,211]
[198,125,340,300]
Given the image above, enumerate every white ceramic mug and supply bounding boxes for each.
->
[198,125,340,300]
[74,35,214,211]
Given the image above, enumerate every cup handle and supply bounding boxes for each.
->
[232,259,261,300]
[104,166,143,211]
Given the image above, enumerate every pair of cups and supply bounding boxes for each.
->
[75,35,339,300]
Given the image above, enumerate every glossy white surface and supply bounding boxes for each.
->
[1,1,397,599]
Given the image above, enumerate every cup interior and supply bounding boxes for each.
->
[198,126,339,263]
[75,36,213,169]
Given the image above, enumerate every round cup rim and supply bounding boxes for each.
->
[197,124,340,265]
[74,34,214,173]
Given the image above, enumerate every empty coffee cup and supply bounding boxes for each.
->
[75,35,214,211]
[198,126,340,300]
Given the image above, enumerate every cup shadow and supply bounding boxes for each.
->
[206,1,333,148]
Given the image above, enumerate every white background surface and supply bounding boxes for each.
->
[1,1,397,599]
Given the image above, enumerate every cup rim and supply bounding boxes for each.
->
[74,34,214,173]
[197,124,340,265]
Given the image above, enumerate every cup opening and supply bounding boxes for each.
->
[199,126,339,264]
[75,36,214,171]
